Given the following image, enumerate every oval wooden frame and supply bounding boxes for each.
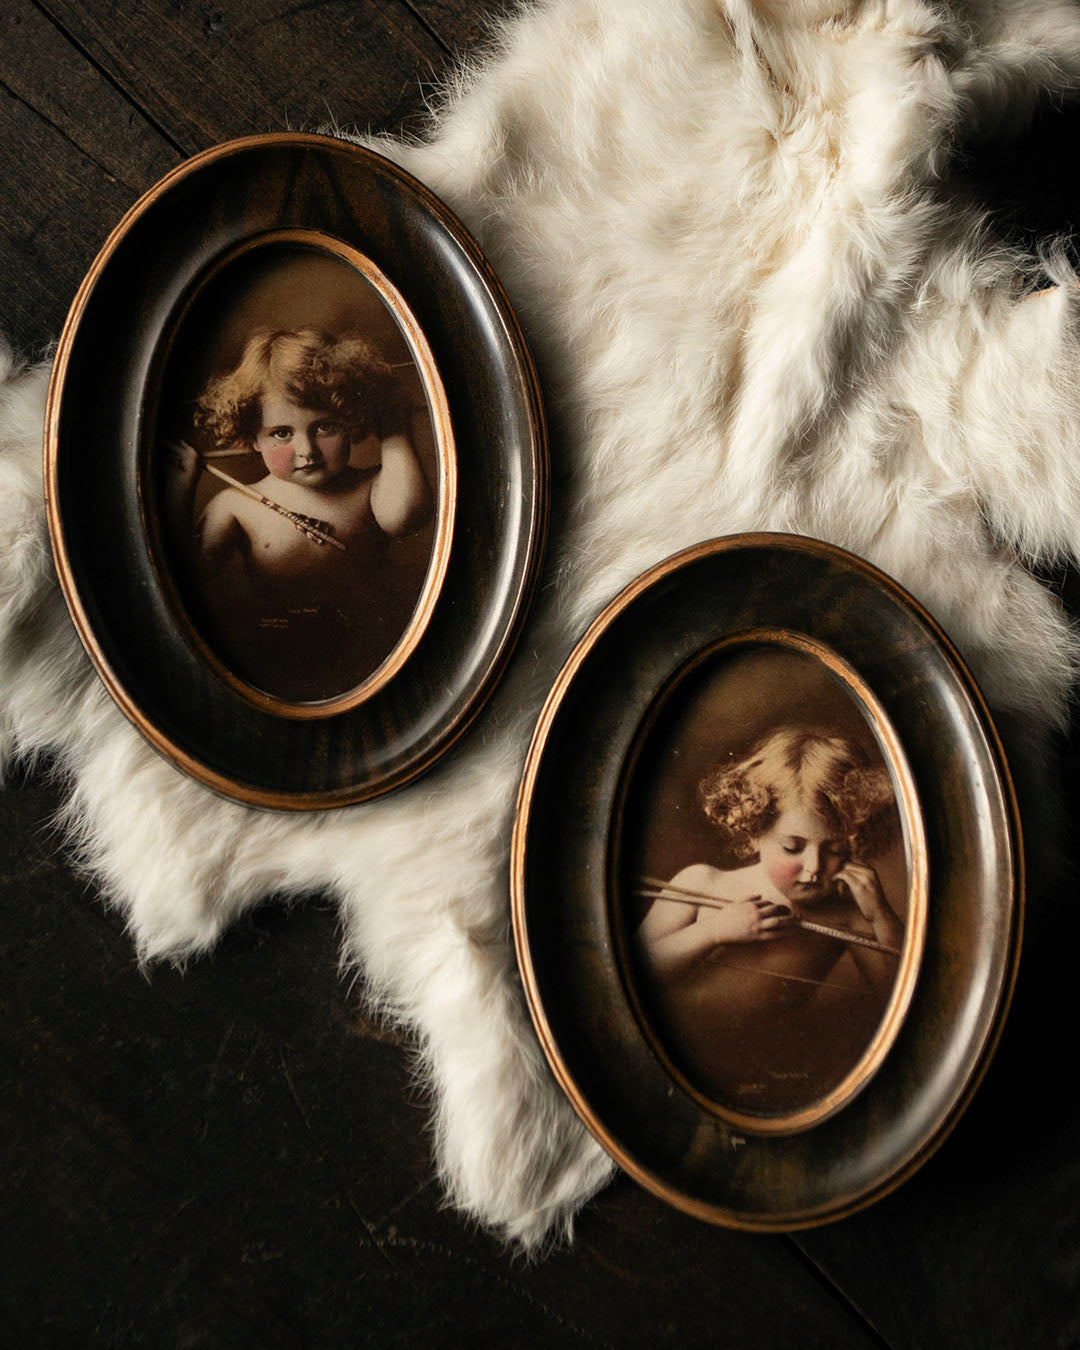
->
[608,627,929,1138]
[45,134,548,809]
[139,227,457,720]
[512,535,1022,1230]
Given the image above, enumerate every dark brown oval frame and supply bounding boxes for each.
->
[512,534,1021,1230]
[45,134,548,809]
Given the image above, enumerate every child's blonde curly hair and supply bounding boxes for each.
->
[698,728,898,862]
[194,328,409,449]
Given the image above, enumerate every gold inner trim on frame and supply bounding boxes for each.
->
[607,627,929,1139]
[139,227,457,721]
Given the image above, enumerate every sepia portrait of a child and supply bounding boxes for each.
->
[158,248,442,705]
[625,645,911,1118]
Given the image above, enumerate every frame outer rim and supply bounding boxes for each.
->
[45,133,550,810]
[511,531,1024,1230]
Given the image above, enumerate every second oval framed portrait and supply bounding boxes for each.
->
[45,135,547,808]
[512,535,1021,1229]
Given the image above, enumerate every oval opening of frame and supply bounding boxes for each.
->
[142,229,456,719]
[611,630,928,1136]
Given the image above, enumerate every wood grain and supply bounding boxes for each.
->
[0,1,180,351]
[34,0,446,150]
[404,0,523,51]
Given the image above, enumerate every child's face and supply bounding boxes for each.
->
[756,808,846,906]
[254,392,350,487]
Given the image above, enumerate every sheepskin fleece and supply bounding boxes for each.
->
[5,0,1080,1245]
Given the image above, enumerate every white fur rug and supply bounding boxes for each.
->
[5,0,1080,1246]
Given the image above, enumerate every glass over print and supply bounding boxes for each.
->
[618,637,918,1129]
[151,234,452,712]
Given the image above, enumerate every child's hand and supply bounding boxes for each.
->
[835,862,887,919]
[836,862,904,949]
[695,898,795,946]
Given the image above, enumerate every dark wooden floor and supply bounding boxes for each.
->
[3,2,1080,1345]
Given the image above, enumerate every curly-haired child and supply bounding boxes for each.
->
[167,328,433,700]
[635,727,905,1110]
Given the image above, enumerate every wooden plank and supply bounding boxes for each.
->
[5,1,181,184]
[373,1176,889,1348]
[0,0,179,352]
[34,0,450,154]
[403,0,523,54]
[0,95,150,354]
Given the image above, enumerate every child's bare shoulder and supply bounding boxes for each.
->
[669,862,725,893]
[199,485,259,548]
[667,861,759,902]
[202,484,243,520]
